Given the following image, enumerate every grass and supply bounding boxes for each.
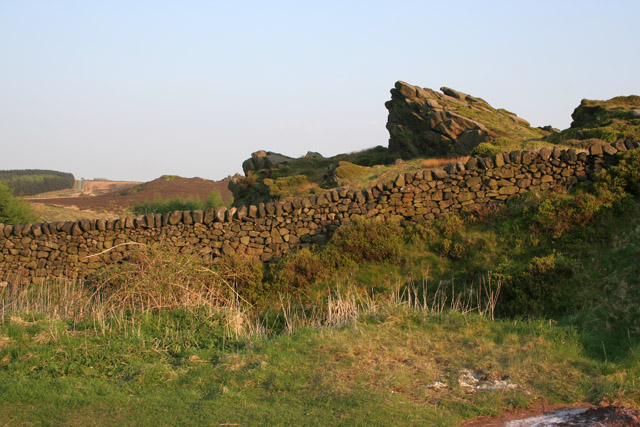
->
[1,279,638,426]
[29,202,125,222]
[2,150,640,424]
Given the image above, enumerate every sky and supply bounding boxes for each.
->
[1,0,639,182]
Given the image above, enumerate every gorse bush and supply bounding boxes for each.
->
[271,248,328,293]
[0,181,38,225]
[324,216,404,265]
[596,149,640,197]
[497,253,578,318]
[438,215,465,238]
[531,191,602,238]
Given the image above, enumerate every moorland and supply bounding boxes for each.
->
[1,82,639,425]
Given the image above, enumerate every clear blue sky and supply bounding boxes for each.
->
[1,0,638,182]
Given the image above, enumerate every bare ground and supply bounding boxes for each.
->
[464,404,640,426]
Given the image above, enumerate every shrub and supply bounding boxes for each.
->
[0,181,38,224]
[470,142,504,157]
[132,196,204,215]
[441,238,466,259]
[263,175,311,199]
[497,253,578,318]
[205,189,231,209]
[437,215,465,238]
[324,216,404,265]
[532,191,602,238]
[406,222,438,243]
[596,149,640,197]
[271,248,328,292]
[214,253,266,304]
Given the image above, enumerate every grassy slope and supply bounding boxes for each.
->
[1,308,637,426]
[436,94,550,149]
[2,177,640,424]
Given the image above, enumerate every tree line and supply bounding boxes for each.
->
[0,169,75,196]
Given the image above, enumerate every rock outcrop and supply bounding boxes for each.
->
[546,95,640,146]
[242,151,295,175]
[385,81,537,159]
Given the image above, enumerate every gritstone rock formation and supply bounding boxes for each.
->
[242,151,295,175]
[385,81,536,159]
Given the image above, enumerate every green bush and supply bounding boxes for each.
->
[263,175,310,199]
[0,181,38,224]
[437,215,465,238]
[215,253,266,304]
[441,238,466,259]
[133,197,204,215]
[470,142,504,157]
[205,189,231,209]
[324,216,404,265]
[531,191,602,238]
[497,253,578,318]
[271,248,328,292]
[596,149,640,197]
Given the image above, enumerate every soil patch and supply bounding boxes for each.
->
[465,405,640,426]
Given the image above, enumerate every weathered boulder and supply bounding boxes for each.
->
[385,81,537,159]
[385,82,492,158]
[242,150,295,175]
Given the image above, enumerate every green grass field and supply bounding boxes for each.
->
[2,151,640,426]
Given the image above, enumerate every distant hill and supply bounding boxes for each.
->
[0,169,75,196]
[29,175,232,214]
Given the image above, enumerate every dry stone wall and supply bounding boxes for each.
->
[1,141,637,285]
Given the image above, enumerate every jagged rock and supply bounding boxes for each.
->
[385,81,493,158]
[385,81,542,159]
[242,150,295,175]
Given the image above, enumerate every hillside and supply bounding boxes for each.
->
[29,175,233,218]
[1,152,639,424]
